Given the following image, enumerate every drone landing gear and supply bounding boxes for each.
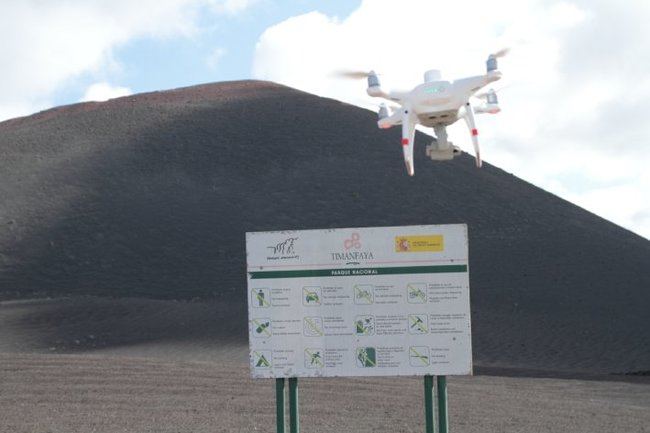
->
[426,126,461,161]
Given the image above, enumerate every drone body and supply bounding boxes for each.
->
[352,51,506,176]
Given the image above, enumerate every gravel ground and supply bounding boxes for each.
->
[1,353,648,433]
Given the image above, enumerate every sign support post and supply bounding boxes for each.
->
[424,375,435,433]
[289,378,300,433]
[437,375,448,433]
[276,378,286,433]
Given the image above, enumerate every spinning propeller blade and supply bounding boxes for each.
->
[331,70,372,79]
[491,48,510,58]
[486,48,510,73]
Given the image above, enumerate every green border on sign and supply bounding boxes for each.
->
[249,264,467,280]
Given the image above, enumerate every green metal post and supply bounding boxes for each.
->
[276,378,286,433]
[289,377,299,433]
[437,376,448,433]
[424,375,435,433]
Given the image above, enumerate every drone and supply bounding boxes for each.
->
[339,49,507,176]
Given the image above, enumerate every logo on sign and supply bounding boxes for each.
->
[331,232,374,263]
[266,237,299,260]
[268,237,298,255]
[395,235,444,252]
[344,232,361,250]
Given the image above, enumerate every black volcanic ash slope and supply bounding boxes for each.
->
[0,80,649,374]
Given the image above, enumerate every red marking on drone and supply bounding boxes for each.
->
[401,138,409,146]
[471,129,478,136]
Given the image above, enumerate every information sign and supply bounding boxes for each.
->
[246,224,472,378]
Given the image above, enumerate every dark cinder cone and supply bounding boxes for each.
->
[0,80,648,374]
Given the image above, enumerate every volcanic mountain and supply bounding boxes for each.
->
[0,80,648,375]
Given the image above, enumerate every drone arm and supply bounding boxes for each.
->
[368,87,407,104]
[454,73,502,99]
[367,86,390,99]
[463,102,482,168]
[401,107,416,176]
[365,72,408,102]
[378,108,402,129]
[474,105,500,115]
[386,91,408,104]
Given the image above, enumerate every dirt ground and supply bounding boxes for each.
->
[1,297,648,432]
[1,353,648,433]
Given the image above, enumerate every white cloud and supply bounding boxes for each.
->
[0,1,203,118]
[206,47,227,70]
[81,82,132,102]
[253,0,650,238]
[0,0,256,122]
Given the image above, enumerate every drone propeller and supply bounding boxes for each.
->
[490,48,510,58]
[332,70,374,79]
[486,48,510,73]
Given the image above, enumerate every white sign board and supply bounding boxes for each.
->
[246,224,472,378]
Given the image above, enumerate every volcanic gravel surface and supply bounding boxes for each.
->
[1,353,649,433]
[0,80,649,377]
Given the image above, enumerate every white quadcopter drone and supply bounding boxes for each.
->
[340,49,507,176]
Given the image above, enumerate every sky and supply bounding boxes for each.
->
[1,0,648,238]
